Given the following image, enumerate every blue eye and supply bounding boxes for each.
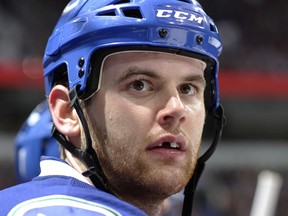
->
[178,84,196,95]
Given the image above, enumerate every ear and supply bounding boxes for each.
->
[48,85,81,140]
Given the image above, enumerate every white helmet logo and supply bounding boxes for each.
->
[156,9,204,24]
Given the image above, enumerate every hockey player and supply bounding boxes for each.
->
[0,0,225,215]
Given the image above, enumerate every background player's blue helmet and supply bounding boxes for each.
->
[43,0,222,110]
[15,101,60,183]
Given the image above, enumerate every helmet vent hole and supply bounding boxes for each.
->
[113,0,131,5]
[177,0,192,4]
[210,23,217,32]
[122,8,143,19]
[97,10,117,16]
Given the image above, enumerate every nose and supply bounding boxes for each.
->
[156,95,187,128]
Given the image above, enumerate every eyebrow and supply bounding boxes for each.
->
[117,67,160,83]
[117,66,206,86]
[184,74,206,86]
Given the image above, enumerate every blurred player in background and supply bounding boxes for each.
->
[15,101,59,183]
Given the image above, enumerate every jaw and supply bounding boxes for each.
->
[108,162,192,216]
[107,154,193,201]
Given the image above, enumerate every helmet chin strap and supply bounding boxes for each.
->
[51,86,112,194]
[182,105,225,216]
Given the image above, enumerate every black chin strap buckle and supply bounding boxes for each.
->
[82,166,110,191]
[82,166,106,184]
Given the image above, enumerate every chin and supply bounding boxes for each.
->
[142,170,190,197]
[147,180,185,199]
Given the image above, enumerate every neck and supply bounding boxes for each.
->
[110,185,168,216]
[121,194,165,216]
[64,149,93,186]
[64,151,168,215]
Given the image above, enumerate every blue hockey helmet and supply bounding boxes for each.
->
[43,0,222,110]
[15,101,60,183]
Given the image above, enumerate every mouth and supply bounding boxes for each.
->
[155,142,181,150]
[146,135,186,157]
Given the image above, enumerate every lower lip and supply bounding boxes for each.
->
[146,148,185,158]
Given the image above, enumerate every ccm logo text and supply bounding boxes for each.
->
[156,9,204,24]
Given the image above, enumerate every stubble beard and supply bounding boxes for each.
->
[87,124,201,202]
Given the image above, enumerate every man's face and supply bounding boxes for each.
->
[86,51,206,199]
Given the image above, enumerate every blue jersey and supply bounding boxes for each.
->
[0,157,147,216]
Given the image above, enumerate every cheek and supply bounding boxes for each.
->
[185,102,205,136]
[186,101,205,122]
[105,99,152,137]
[185,99,204,113]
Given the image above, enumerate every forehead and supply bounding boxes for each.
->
[101,51,206,74]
